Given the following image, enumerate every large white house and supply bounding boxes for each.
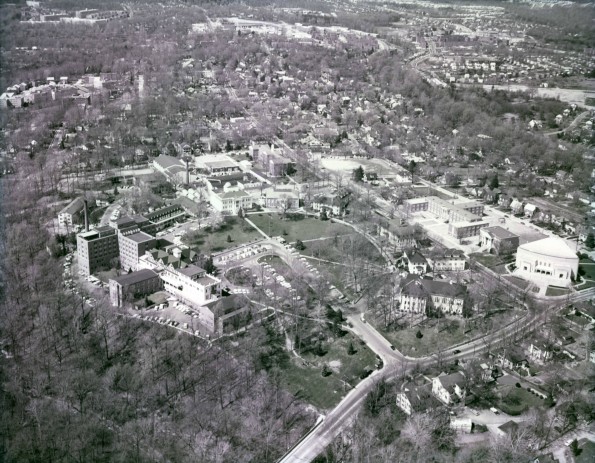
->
[514,237,579,287]
[432,372,466,405]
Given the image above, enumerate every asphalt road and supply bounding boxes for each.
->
[277,286,594,463]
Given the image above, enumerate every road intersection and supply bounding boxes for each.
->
[278,287,593,463]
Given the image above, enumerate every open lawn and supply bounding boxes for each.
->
[185,217,263,252]
[469,253,506,270]
[281,332,377,410]
[249,213,353,243]
[503,275,531,290]
[497,385,545,416]
[576,440,595,463]
[578,263,595,280]
[375,318,469,357]
[545,286,570,297]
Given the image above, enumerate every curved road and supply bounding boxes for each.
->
[278,285,595,463]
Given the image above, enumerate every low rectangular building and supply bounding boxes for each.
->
[448,220,488,240]
[58,197,85,229]
[109,269,162,307]
[480,226,519,255]
[160,264,221,310]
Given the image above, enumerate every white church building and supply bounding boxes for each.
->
[514,237,579,287]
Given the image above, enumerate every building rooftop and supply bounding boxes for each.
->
[436,371,466,390]
[178,264,206,278]
[519,237,578,259]
[59,197,84,215]
[482,226,518,240]
[112,268,159,286]
[125,231,154,243]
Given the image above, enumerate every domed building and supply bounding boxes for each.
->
[514,237,579,287]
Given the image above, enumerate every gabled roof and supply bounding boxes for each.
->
[407,251,428,265]
[59,197,85,215]
[436,372,466,391]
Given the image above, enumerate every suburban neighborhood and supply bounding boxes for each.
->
[1,1,594,463]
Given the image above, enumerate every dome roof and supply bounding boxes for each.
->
[518,237,577,260]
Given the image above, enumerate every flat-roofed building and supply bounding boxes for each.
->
[448,220,489,240]
[160,264,221,310]
[197,156,241,176]
[480,226,519,255]
[118,231,156,272]
[109,269,162,307]
[77,226,119,275]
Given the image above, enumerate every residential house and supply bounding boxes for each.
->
[480,226,520,255]
[524,203,538,219]
[406,251,429,275]
[109,269,162,307]
[498,195,512,209]
[494,347,529,374]
[430,248,466,272]
[510,198,524,215]
[58,197,85,229]
[395,384,438,415]
[311,192,350,217]
[432,372,466,405]
[377,220,417,251]
[495,421,520,439]
[528,341,554,363]
[483,187,501,204]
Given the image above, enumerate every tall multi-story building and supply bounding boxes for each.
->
[118,231,156,272]
[77,226,119,275]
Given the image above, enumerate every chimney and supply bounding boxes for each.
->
[83,199,89,231]
[185,159,190,185]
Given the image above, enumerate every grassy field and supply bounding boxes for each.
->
[545,286,570,297]
[469,253,503,269]
[576,440,595,463]
[248,213,353,243]
[280,332,378,409]
[375,318,469,357]
[579,263,595,280]
[497,385,545,416]
[503,275,531,290]
[185,217,263,252]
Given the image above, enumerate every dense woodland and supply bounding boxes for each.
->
[1,1,594,462]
